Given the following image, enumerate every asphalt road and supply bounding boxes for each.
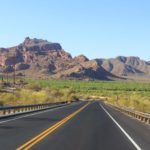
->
[0,101,149,150]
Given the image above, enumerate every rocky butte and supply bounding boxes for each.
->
[0,37,149,80]
[0,37,116,80]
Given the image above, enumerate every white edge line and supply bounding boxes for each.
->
[0,103,75,124]
[99,103,142,150]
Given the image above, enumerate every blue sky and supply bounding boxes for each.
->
[0,0,150,60]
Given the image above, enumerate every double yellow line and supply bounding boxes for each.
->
[17,102,90,150]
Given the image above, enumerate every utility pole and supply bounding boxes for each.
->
[116,95,119,106]
[6,52,9,85]
[23,70,25,84]
[0,67,3,83]
[13,51,17,86]
[2,66,5,84]
[6,69,9,85]
[13,64,16,85]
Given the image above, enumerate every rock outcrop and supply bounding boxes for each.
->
[1,37,149,80]
[0,37,117,80]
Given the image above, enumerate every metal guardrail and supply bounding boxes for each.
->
[0,101,68,117]
[107,103,150,125]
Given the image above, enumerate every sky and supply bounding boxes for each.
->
[0,0,150,60]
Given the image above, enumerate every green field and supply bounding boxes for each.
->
[0,79,150,113]
[27,79,150,112]
[28,79,150,92]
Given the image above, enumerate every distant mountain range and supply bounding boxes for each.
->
[98,56,150,77]
[0,37,149,80]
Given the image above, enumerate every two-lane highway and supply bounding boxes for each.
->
[0,101,86,149]
[0,101,149,150]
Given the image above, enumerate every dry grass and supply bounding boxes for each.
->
[0,85,77,106]
[0,79,150,113]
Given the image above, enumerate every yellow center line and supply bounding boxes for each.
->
[17,102,90,150]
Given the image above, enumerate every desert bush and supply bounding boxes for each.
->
[25,83,42,91]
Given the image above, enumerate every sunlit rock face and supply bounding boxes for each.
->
[0,37,116,80]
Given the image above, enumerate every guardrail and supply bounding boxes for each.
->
[106,103,150,125]
[0,101,68,117]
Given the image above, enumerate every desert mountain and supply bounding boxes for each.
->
[98,56,150,77]
[0,37,117,80]
[0,38,149,80]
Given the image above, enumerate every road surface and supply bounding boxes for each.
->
[0,101,149,150]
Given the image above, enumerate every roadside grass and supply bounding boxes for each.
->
[26,79,150,112]
[0,82,77,106]
[0,79,150,113]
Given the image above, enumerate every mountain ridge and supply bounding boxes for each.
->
[0,37,149,80]
[98,56,150,77]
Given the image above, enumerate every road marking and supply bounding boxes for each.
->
[0,103,78,124]
[17,102,90,150]
[100,104,142,150]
